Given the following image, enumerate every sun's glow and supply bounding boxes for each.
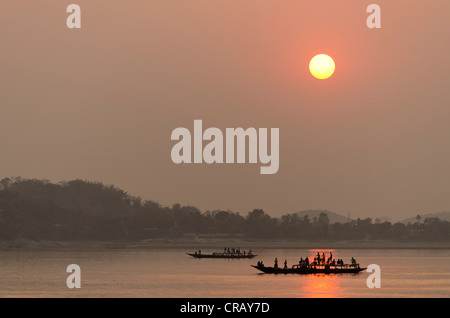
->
[309,54,335,79]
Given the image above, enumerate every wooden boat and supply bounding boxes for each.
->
[251,263,366,274]
[187,252,257,259]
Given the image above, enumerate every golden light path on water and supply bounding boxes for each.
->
[298,249,344,298]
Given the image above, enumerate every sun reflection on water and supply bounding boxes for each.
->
[300,274,344,298]
[299,249,344,298]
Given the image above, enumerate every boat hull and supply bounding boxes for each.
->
[251,265,366,274]
[187,253,256,259]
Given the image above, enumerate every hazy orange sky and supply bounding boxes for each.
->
[1,1,449,221]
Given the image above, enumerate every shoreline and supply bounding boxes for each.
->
[1,238,449,251]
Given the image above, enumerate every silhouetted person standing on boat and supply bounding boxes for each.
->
[284,260,288,269]
[274,258,278,269]
[327,252,333,264]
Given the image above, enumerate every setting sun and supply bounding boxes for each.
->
[309,54,335,79]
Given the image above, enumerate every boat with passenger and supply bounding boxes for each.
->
[251,252,366,274]
[187,247,256,259]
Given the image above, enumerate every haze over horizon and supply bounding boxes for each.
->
[1,1,449,222]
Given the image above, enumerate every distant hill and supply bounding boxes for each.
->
[294,210,351,224]
[400,211,450,224]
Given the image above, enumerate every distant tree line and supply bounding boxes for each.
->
[0,178,449,241]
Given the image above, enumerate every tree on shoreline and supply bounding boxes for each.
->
[0,178,449,242]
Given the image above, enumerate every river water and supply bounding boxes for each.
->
[0,248,449,298]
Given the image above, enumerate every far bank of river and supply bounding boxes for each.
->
[1,238,449,251]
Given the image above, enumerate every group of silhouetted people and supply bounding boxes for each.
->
[223,247,252,256]
[257,252,358,269]
[310,252,357,266]
[272,257,293,269]
[313,252,335,264]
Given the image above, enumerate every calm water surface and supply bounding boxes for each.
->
[0,248,449,298]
